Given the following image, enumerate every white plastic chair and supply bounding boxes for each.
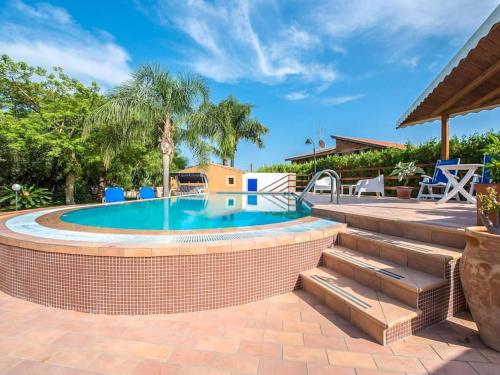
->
[314,176,336,193]
[354,175,384,197]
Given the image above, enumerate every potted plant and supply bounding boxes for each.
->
[460,187,500,351]
[475,133,500,225]
[390,161,425,199]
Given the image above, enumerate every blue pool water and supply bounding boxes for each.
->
[60,193,310,230]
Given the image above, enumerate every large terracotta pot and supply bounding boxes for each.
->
[395,186,413,199]
[460,227,500,351]
[475,183,500,226]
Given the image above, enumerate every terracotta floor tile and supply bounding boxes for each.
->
[130,359,180,375]
[283,321,321,335]
[93,337,172,360]
[4,360,62,375]
[345,337,392,354]
[46,348,99,369]
[194,336,240,353]
[283,345,328,363]
[419,358,478,375]
[258,359,307,375]
[432,343,489,362]
[8,342,57,362]
[88,354,141,375]
[372,354,427,373]
[238,340,282,359]
[326,351,377,369]
[469,362,500,375]
[212,353,259,374]
[51,332,97,348]
[355,370,405,375]
[168,349,215,366]
[307,363,356,375]
[224,327,264,341]
[55,368,103,375]
[263,330,303,346]
[0,356,21,373]
[303,333,347,351]
[479,348,500,363]
[246,318,283,331]
[389,341,440,359]
[179,366,230,375]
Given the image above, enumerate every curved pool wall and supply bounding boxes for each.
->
[0,205,345,315]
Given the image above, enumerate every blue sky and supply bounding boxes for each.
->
[1,0,499,170]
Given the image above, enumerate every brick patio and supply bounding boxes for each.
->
[0,290,498,375]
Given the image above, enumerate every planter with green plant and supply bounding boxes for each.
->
[390,161,425,199]
[460,187,500,351]
[0,185,52,210]
[475,133,500,225]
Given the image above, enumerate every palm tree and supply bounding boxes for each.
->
[190,96,268,167]
[85,65,209,196]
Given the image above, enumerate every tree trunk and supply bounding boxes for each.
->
[160,114,174,197]
[65,173,76,205]
[223,159,230,166]
[230,159,235,167]
[162,150,170,197]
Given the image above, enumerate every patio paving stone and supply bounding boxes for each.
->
[0,290,499,375]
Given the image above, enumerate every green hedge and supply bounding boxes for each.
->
[259,132,496,176]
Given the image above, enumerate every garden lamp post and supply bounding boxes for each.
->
[11,183,21,211]
[305,138,317,174]
[305,137,325,174]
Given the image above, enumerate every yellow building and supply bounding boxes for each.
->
[179,163,244,193]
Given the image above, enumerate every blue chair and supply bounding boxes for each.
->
[469,155,493,195]
[138,186,155,200]
[417,158,460,200]
[103,187,125,203]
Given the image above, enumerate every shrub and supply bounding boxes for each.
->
[0,185,52,209]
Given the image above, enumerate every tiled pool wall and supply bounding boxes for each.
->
[0,235,337,315]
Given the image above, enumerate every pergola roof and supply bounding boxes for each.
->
[397,5,500,128]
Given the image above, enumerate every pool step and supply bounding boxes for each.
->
[322,247,446,307]
[300,267,420,345]
[338,228,463,277]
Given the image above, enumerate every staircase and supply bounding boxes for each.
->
[299,223,466,345]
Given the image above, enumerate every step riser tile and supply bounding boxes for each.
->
[338,232,447,278]
[324,293,351,322]
[302,277,326,303]
[380,279,418,308]
[323,253,418,308]
[407,254,445,278]
[351,309,385,345]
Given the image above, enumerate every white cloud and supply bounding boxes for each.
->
[313,0,498,38]
[321,94,365,106]
[143,0,497,83]
[151,0,339,84]
[285,91,309,101]
[1,1,132,87]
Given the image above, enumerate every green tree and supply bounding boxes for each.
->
[85,65,209,196]
[0,55,104,204]
[190,96,268,166]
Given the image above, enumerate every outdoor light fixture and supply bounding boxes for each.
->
[11,183,21,211]
[305,137,325,174]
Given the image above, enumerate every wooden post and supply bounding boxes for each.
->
[441,114,450,160]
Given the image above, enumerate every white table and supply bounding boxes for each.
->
[437,164,483,204]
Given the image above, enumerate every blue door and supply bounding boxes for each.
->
[247,178,258,192]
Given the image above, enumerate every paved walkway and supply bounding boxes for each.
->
[305,195,477,229]
[0,291,498,375]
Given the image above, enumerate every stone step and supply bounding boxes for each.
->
[300,267,420,345]
[311,207,467,249]
[338,228,463,277]
[322,247,447,307]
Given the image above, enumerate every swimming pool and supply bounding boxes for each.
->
[60,193,310,230]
